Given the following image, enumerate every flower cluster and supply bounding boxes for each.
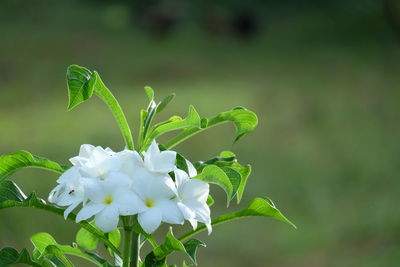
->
[48,141,211,234]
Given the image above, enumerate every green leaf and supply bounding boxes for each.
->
[66,65,135,150]
[66,65,96,110]
[156,93,175,113]
[0,247,41,267]
[206,195,214,207]
[153,228,186,260]
[0,180,121,258]
[144,86,155,101]
[220,167,241,200]
[31,232,114,267]
[143,105,201,150]
[143,253,167,267]
[194,165,233,206]
[43,245,74,267]
[183,239,206,265]
[0,150,68,182]
[176,153,189,174]
[194,151,252,204]
[179,197,296,241]
[76,227,100,251]
[107,228,121,249]
[164,108,258,149]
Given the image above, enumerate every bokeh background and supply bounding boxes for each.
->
[1,0,400,266]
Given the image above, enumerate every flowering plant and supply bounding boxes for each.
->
[0,65,295,267]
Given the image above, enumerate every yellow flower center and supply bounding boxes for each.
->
[145,199,155,208]
[104,196,113,205]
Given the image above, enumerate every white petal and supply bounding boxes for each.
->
[188,218,198,230]
[181,179,209,203]
[95,206,120,232]
[63,201,80,220]
[174,169,189,189]
[177,202,196,220]
[206,222,212,235]
[81,179,105,203]
[117,150,143,177]
[152,150,177,173]
[133,174,176,200]
[158,199,184,225]
[76,202,105,222]
[115,191,147,215]
[79,144,96,158]
[186,160,197,177]
[138,208,162,234]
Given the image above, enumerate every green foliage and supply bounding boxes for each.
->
[142,105,201,150]
[194,151,252,203]
[194,165,234,206]
[182,239,206,265]
[164,107,258,149]
[0,151,68,182]
[0,180,121,258]
[144,229,205,267]
[76,227,100,251]
[66,65,134,150]
[0,65,295,267]
[0,247,41,267]
[31,232,115,266]
[179,197,296,241]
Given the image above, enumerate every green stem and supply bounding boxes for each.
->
[93,72,135,150]
[130,231,140,267]
[122,217,132,267]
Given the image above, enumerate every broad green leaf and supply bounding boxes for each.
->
[31,232,113,267]
[209,107,258,142]
[76,227,99,251]
[0,181,121,257]
[0,151,68,182]
[194,151,251,204]
[164,107,258,149]
[143,253,167,267]
[0,247,41,267]
[179,197,296,241]
[66,65,134,150]
[143,105,201,150]
[153,228,186,260]
[66,64,96,110]
[183,239,206,265]
[194,165,233,206]
[156,93,175,113]
[220,167,241,200]
[182,261,191,267]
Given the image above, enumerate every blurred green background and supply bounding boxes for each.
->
[1,0,400,266]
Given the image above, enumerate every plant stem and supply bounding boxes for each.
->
[122,217,132,267]
[130,231,140,267]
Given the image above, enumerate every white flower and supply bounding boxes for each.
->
[142,140,176,174]
[76,172,146,232]
[48,167,86,219]
[174,169,212,234]
[133,169,184,234]
[70,144,121,180]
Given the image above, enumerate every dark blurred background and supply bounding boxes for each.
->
[1,0,400,266]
